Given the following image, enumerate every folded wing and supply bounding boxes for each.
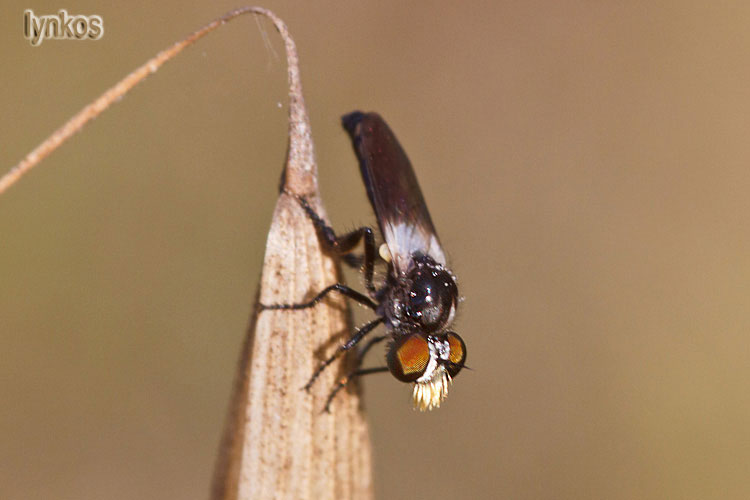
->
[342,111,446,275]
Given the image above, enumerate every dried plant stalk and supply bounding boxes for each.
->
[212,192,373,500]
[212,11,374,500]
[0,7,299,196]
[0,6,373,499]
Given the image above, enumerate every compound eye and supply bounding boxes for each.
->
[445,332,467,377]
[387,334,431,383]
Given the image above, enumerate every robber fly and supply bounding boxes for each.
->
[261,111,467,411]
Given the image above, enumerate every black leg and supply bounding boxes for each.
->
[293,194,376,294]
[356,334,387,359]
[321,335,386,412]
[259,283,377,311]
[304,317,384,392]
[324,367,389,413]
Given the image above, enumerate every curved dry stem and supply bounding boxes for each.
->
[1,6,373,499]
[0,7,303,196]
[210,9,373,500]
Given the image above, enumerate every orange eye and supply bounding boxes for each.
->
[387,334,431,382]
[446,332,466,377]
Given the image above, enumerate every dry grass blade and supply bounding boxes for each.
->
[211,11,374,500]
[0,6,373,499]
[211,192,374,500]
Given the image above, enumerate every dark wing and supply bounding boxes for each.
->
[342,111,446,275]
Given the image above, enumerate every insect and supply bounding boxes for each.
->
[261,111,467,411]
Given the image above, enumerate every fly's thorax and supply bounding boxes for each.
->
[387,254,458,333]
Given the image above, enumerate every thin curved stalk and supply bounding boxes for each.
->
[0,7,374,499]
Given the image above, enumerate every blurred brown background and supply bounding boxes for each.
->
[2,1,750,499]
